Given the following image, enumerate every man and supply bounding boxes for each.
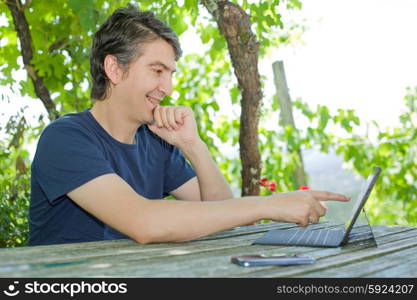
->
[29,6,349,246]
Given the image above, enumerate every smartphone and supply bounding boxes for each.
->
[230,253,315,267]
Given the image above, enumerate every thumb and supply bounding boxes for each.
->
[147,122,162,134]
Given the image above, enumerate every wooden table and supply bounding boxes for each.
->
[1,222,417,278]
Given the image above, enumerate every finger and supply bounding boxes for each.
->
[309,190,350,202]
[147,122,162,134]
[153,106,163,128]
[309,212,320,224]
[174,107,184,125]
[298,218,309,227]
[159,106,172,131]
[164,107,177,130]
[319,201,328,211]
[297,211,310,227]
[310,202,323,222]
[313,202,326,218]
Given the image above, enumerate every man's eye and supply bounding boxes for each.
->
[153,69,163,74]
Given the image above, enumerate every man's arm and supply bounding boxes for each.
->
[169,177,201,201]
[67,173,260,243]
[169,141,233,201]
[182,140,233,201]
[150,106,233,201]
[68,173,349,244]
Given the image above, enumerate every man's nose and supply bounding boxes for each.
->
[159,76,173,96]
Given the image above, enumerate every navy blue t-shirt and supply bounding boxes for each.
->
[29,109,196,245]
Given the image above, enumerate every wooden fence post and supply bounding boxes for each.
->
[272,60,308,188]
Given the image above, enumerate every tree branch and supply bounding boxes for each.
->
[6,0,59,120]
[21,0,31,10]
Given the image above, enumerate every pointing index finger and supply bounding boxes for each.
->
[310,190,351,202]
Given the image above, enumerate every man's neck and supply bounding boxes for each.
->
[90,99,140,145]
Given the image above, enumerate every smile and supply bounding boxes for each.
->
[146,96,160,107]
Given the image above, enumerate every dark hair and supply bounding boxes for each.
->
[90,5,182,100]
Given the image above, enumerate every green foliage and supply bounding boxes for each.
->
[0,149,30,248]
[258,96,363,194]
[235,0,304,55]
[0,110,33,247]
[335,87,417,226]
[258,87,417,227]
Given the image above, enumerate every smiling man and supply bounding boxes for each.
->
[29,5,349,246]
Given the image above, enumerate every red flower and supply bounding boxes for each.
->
[259,177,269,187]
[268,181,277,192]
[299,185,310,190]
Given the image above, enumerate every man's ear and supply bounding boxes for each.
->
[104,55,123,85]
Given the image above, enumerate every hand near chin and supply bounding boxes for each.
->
[148,105,201,148]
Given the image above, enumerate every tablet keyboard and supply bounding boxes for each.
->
[253,228,345,247]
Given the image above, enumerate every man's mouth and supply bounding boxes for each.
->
[146,95,160,107]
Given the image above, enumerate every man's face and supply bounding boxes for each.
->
[114,38,176,125]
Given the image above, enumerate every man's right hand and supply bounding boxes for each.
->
[148,105,201,149]
[262,190,350,227]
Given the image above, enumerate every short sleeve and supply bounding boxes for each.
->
[163,147,196,195]
[32,121,115,204]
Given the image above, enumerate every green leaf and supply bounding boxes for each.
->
[318,105,330,130]
[68,0,96,31]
